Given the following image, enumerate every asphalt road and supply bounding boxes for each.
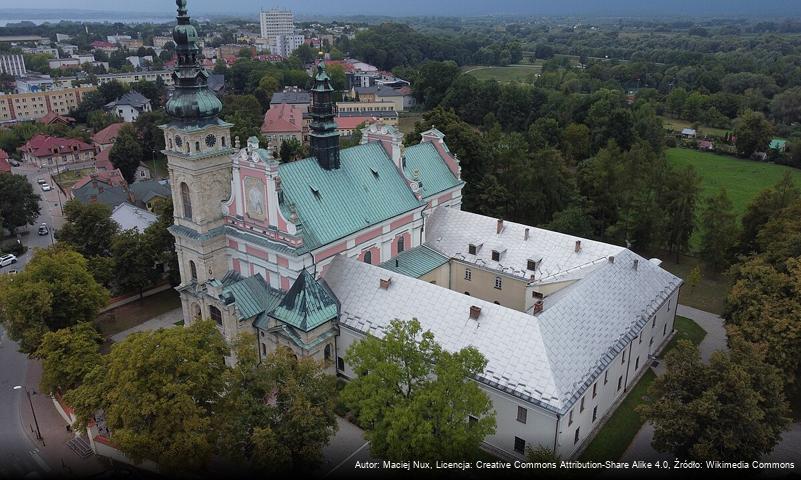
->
[0,325,50,479]
[1,165,61,274]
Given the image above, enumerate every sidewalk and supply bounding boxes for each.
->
[110,307,183,343]
[19,359,107,477]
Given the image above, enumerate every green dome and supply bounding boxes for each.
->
[166,87,222,119]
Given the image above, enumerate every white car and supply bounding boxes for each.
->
[41,183,52,192]
[0,254,17,267]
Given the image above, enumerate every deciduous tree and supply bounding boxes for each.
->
[697,188,739,272]
[0,173,41,233]
[109,124,143,183]
[33,322,102,394]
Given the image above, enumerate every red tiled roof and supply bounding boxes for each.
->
[72,168,126,191]
[0,151,10,173]
[335,116,375,130]
[38,111,75,125]
[20,134,93,158]
[260,103,304,134]
[0,149,8,160]
[95,149,113,171]
[91,40,115,49]
[92,123,125,146]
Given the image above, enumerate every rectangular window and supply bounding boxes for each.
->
[568,409,574,426]
[635,356,640,370]
[652,317,656,328]
[592,383,597,399]
[337,356,345,371]
[494,276,502,290]
[492,250,500,261]
[464,268,472,281]
[527,259,538,270]
[621,350,626,365]
[592,406,598,422]
[604,371,608,385]
[580,396,585,413]
[639,331,643,344]
[574,428,580,445]
[517,406,527,424]
[468,244,477,255]
[261,343,266,356]
[663,323,668,336]
[649,337,654,347]
[617,376,623,391]
[514,436,525,454]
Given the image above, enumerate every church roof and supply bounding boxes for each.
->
[266,269,339,332]
[222,273,283,320]
[278,141,423,250]
[379,245,449,278]
[402,141,463,199]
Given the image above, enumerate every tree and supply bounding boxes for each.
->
[637,339,790,461]
[216,335,338,473]
[58,199,118,259]
[0,247,109,352]
[111,229,161,297]
[734,110,773,158]
[342,319,495,461]
[725,256,801,384]
[143,198,179,285]
[87,110,119,132]
[133,110,168,172]
[769,86,801,124]
[687,265,701,293]
[0,173,41,233]
[560,123,591,165]
[661,165,701,262]
[545,203,595,239]
[64,320,228,473]
[279,137,304,162]
[221,94,264,145]
[33,322,102,394]
[697,189,739,272]
[109,124,143,183]
[739,173,800,254]
[416,61,461,109]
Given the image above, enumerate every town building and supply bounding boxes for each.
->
[152,36,175,49]
[19,134,95,168]
[14,75,55,93]
[48,58,81,70]
[259,9,294,38]
[88,0,683,465]
[111,202,158,232]
[37,111,75,126]
[105,91,152,122]
[0,54,26,77]
[0,86,95,124]
[352,85,415,111]
[260,103,305,149]
[92,123,126,151]
[269,87,311,110]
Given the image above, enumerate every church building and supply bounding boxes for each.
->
[163,0,681,460]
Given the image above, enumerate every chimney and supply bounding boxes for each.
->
[496,218,504,234]
[608,256,615,264]
[575,240,582,253]
[633,259,639,270]
[533,300,544,315]
[469,305,481,319]
[524,228,530,241]
[379,277,392,289]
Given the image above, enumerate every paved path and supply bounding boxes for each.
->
[675,304,728,362]
[316,417,375,478]
[110,307,183,342]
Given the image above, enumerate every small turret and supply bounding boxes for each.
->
[309,61,340,170]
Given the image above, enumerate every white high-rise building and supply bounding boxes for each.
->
[260,9,294,38]
[0,54,27,77]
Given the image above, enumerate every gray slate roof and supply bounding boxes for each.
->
[270,91,311,105]
[110,202,158,232]
[323,249,681,414]
[106,90,150,109]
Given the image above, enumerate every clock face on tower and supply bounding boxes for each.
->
[205,134,216,148]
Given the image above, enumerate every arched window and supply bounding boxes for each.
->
[397,236,405,254]
[195,141,200,153]
[180,182,192,219]
[209,306,222,326]
[221,136,226,147]
[324,344,332,363]
[363,250,372,265]
[189,260,197,281]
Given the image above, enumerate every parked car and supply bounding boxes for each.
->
[6,269,17,275]
[0,254,17,267]
[41,183,52,192]
[38,223,49,236]
[9,159,20,167]
[36,177,46,184]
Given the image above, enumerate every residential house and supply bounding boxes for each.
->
[105,91,152,123]
[769,138,788,152]
[71,169,129,207]
[681,128,697,138]
[269,87,311,111]
[697,140,714,151]
[37,112,75,126]
[19,134,95,168]
[260,103,304,149]
[129,179,171,210]
[92,123,125,151]
[111,202,158,232]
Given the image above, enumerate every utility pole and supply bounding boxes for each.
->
[13,386,44,446]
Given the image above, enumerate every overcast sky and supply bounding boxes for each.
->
[7,0,801,17]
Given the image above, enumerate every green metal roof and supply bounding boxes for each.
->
[380,245,449,278]
[222,273,283,320]
[266,269,338,332]
[403,142,462,199]
[769,138,787,150]
[278,142,424,250]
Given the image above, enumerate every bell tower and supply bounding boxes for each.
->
[309,61,340,170]
[162,0,234,323]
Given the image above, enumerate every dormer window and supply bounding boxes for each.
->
[527,259,539,271]
[491,250,500,262]
[468,244,477,255]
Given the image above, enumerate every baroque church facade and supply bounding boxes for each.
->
[164,1,682,460]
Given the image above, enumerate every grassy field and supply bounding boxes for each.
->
[398,112,424,135]
[660,116,729,138]
[654,252,729,315]
[94,288,181,337]
[53,167,94,190]
[463,63,542,83]
[666,148,801,217]
[579,316,705,461]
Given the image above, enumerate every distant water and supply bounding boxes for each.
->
[0,16,175,27]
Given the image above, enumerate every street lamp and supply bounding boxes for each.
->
[13,385,44,445]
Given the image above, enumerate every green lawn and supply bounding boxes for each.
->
[578,369,657,462]
[94,288,181,337]
[398,112,424,135]
[463,63,542,83]
[660,316,707,358]
[654,252,728,315]
[666,148,801,217]
[660,116,729,138]
[579,317,705,461]
[53,167,94,190]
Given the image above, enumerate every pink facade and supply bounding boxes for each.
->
[358,246,381,265]
[391,232,412,257]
